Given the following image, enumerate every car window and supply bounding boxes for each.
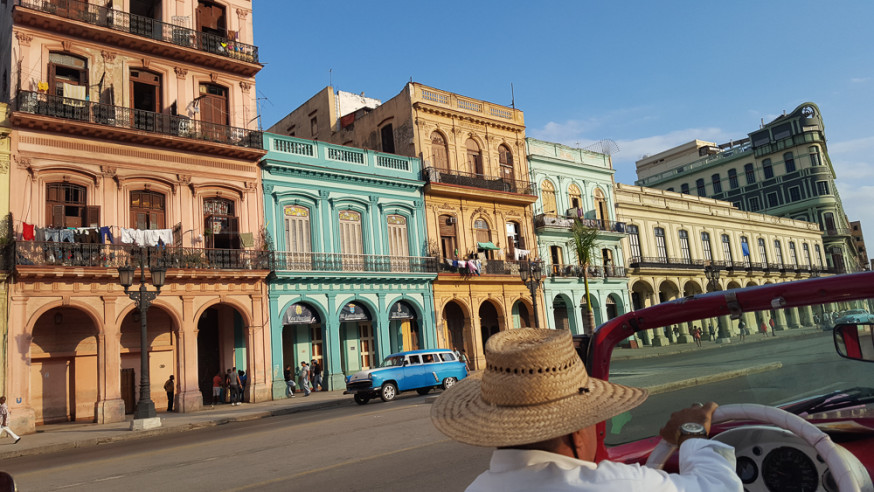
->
[422,354,435,363]
[440,352,456,362]
[380,356,404,368]
[407,355,421,365]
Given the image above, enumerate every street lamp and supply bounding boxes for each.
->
[118,248,166,428]
[704,263,732,343]
[520,258,543,329]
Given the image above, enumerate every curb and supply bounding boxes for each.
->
[642,362,783,395]
[0,398,350,461]
[612,329,825,361]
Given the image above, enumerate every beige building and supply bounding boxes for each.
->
[850,221,869,270]
[0,103,10,398]
[269,83,540,370]
[615,184,829,346]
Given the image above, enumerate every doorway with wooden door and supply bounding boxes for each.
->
[198,83,229,141]
[130,69,162,131]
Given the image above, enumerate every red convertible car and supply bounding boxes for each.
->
[580,271,874,492]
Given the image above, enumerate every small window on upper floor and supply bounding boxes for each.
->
[749,196,761,212]
[783,152,796,173]
[762,159,773,179]
[744,163,755,185]
[380,124,395,154]
[696,179,706,196]
[809,146,822,166]
[310,117,318,137]
[767,192,779,208]
[680,183,690,195]
[711,174,722,194]
[816,181,830,195]
[728,169,739,189]
[788,186,801,202]
[568,184,582,210]
[498,144,515,182]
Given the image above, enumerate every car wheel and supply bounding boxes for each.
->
[353,394,369,405]
[380,383,398,402]
[442,377,457,390]
[416,387,432,396]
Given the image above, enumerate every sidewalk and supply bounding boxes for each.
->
[611,323,827,361]
[0,389,351,461]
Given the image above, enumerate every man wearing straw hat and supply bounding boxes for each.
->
[431,329,741,491]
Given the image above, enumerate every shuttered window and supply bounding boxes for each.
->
[387,215,409,257]
[283,206,311,253]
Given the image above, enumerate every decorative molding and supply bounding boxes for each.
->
[174,67,188,79]
[15,32,33,47]
[101,50,117,64]
[263,184,274,195]
[141,58,150,69]
[61,40,72,52]
[210,73,219,83]
[239,81,252,93]
[236,8,249,19]
[176,174,192,187]
[245,181,258,191]
[319,190,330,199]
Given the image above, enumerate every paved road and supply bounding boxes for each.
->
[3,394,491,492]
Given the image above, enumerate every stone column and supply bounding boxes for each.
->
[801,305,815,328]
[96,295,125,423]
[650,293,670,347]
[773,309,788,333]
[786,308,802,329]
[176,296,202,412]
[7,297,35,434]
[716,315,732,343]
[269,293,287,400]
[677,322,693,344]
[324,295,345,391]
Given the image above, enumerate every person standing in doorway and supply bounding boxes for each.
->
[297,361,311,397]
[284,365,296,398]
[238,370,248,403]
[708,322,716,341]
[227,368,242,406]
[310,360,322,391]
[212,371,224,406]
[0,396,21,444]
[164,375,175,412]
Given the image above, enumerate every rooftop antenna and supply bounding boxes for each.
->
[253,90,273,131]
[583,139,620,156]
[510,83,515,109]
[329,68,333,88]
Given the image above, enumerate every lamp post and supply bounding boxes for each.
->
[704,263,732,343]
[520,259,543,328]
[118,248,166,428]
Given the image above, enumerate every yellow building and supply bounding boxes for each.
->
[269,83,541,369]
[0,103,10,397]
[615,183,829,346]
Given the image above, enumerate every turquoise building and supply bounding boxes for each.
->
[526,138,631,333]
[262,134,437,394]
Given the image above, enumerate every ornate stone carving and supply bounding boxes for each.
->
[210,73,219,83]
[14,156,32,171]
[100,165,117,179]
[263,184,274,195]
[319,190,330,199]
[176,174,192,187]
[245,181,258,191]
[236,8,249,19]
[174,67,188,79]
[15,32,33,47]
[61,40,72,52]
[101,51,117,64]
[239,81,252,93]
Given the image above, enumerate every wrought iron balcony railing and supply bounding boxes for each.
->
[534,213,627,233]
[629,256,706,269]
[14,242,270,271]
[273,252,437,274]
[15,0,259,63]
[14,91,263,150]
[546,264,627,278]
[423,167,533,195]
[438,258,521,276]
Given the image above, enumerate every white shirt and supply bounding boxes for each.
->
[466,439,742,492]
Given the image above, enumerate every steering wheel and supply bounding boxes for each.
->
[644,403,864,492]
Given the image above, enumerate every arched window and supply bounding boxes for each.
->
[678,230,691,263]
[568,184,582,210]
[387,214,409,257]
[48,52,88,98]
[654,227,667,262]
[466,139,483,176]
[430,132,449,172]
[593,188,608,223]
[46,182,94,228]
[627,225,641,261]
[474,218,494,259]
[762,159,773,179]
[339,210,364,270]
[541,180,557,215]
[283,205,312,254]
[130,190,166,229]
[204,197,237,249]
[498,144,514,183]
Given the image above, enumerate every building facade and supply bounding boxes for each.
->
[849,221,869,270]
[269,83,540,370]
[261,133,436,393]
[2,0,268,432]
[616,184,831,347]
[0,103,10,398]
[635,102,859,274]
[525,138,630,333]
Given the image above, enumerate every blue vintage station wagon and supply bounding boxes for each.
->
[344,349,469,405]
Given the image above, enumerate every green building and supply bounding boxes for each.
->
[526,138,631,333]
[635,102,860,273]
[262,134,437,395]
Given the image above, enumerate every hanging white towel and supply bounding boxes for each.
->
[62,83,87,107]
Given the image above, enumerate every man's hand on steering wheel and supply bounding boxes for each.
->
[659,401,719,445]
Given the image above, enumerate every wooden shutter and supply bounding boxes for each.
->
[86,206,100,228]
[228,217,240,249]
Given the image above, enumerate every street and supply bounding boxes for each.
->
[4,331,870,491]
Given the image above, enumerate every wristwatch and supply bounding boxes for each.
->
[678,422,708,444]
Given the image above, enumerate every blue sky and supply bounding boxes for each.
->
[253,0,874,249]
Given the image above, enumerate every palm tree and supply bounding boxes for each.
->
[571,219,599,335]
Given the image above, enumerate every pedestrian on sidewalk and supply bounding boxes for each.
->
[310,360,322,391]
[0,396,21,444]
[284,365,296,397]
[297,361,311,397]
[238,370,248,403]
[692,327,702,347]
[738,319,746,342]
[708,322,715,341]
[212,372,223,406]
[769,317,776,337]
[164,375,175,412]
[458,349,469,371]
[760,320,768,336]
[227,368,242,406]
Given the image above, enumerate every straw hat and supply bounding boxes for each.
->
[431,328,648,447]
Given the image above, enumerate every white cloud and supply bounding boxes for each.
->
[829,136,874,249]
[850,77,870,84]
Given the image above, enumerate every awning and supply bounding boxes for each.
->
[477,242,501,251]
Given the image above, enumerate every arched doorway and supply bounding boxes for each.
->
[443,301,466,352]
[280,302,323,386]
[388,300,420,353]
[30,307,99,424]
[339,301,375,375]
[606,295,619,320]
[511,300,532,329]
[120,306,175,414]
[197,305,247,405]
[552,296,571,331]
[479,301,501,348]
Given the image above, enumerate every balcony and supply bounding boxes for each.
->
[13,0,260,76]
[273,252,437,274]
[423,167,535,203]
[13,91,265,159]
[824,227,852,237]
[546,264,627,279]
[438,258,521,276]
[535,213,628,233]
[629,256,705,270]
[14,242,270,272]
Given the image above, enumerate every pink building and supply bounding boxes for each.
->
[0,0,269,433]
